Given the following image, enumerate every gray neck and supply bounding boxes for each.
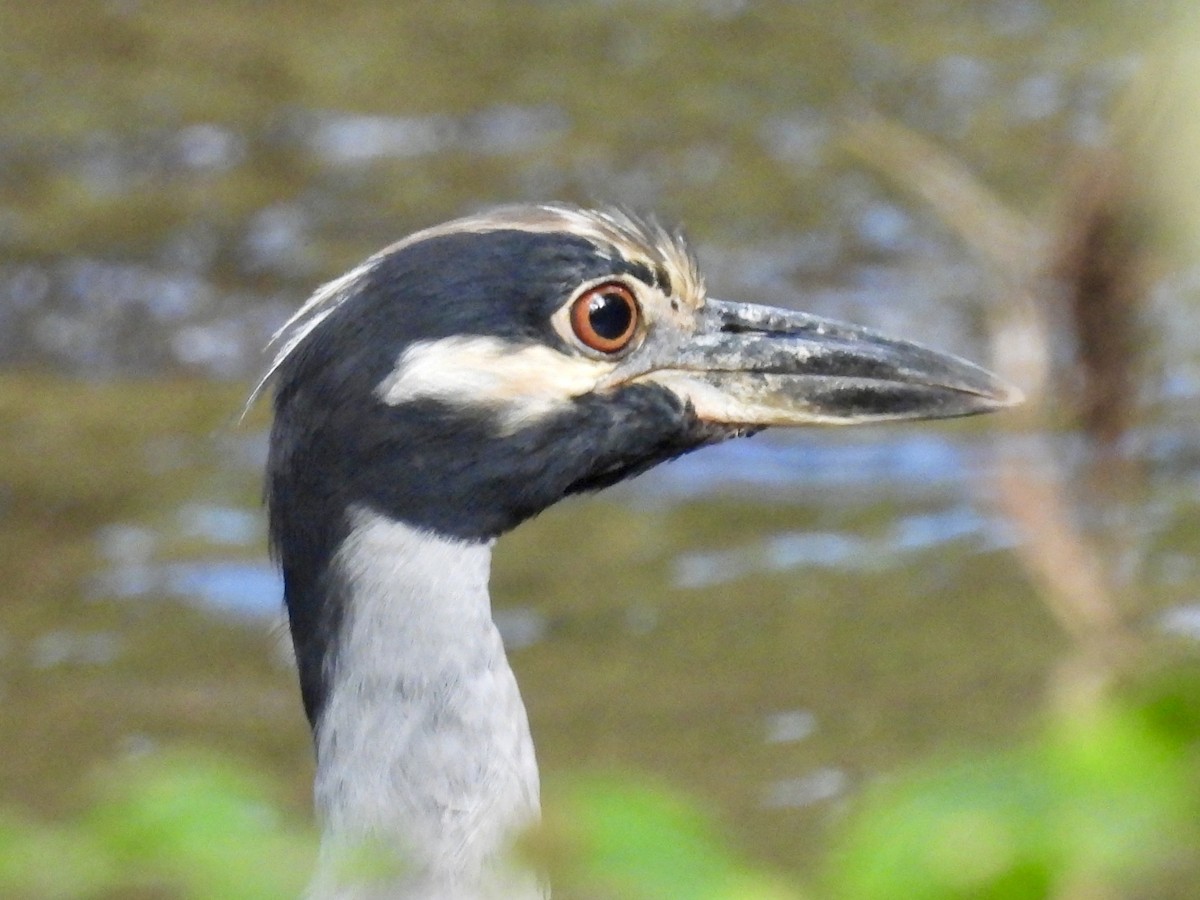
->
[309,507,543,899]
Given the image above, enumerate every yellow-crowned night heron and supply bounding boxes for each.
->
[259,204,1018,898]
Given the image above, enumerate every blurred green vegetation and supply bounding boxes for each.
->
[0,751,315,900]
[3,664,1197,898]
[828,665,1200,900]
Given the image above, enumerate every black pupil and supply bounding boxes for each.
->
[588,292,633,341]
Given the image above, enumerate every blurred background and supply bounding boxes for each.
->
[2,1,1199,897]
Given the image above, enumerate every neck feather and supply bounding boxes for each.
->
[308,507,542,899]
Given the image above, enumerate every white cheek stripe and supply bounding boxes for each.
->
[376,335,614,432]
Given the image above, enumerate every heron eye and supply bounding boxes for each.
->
[569,282,640,354]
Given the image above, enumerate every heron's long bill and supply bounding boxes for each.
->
[625,298,1022,426]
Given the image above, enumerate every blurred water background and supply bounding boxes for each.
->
[2,1,1199,895]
